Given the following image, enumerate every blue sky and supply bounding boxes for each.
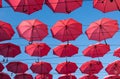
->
[0,0,120,79]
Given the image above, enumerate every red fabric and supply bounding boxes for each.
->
[17,19,48,42]
[56,61,78,74]
[0,43,21,57]
[6,61,28,73]
[53,43,78,57]
[0,20,15,42]
[0,72,11,79]
[82,43,110,58]
[45,0,83,13]
[104,75,120,79]
[85,18,119,41]
[51,18,82,42]
[105,60,120,75]
[80,60,103,75]
[79,75,98,79]
[6,0,44,14]
[30,61,52,74]
[113,47,120,57]
[0,63,4,72]
[59,74,76,79]
[35,74,52,79]
[25,43,50,57]
[14,73,33,79]
[94,0,120,13]
[0,0,2,8]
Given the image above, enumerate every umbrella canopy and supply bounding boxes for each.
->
[82,43,110,58]
[14,73,33,79]
[35,74,52,79]
[0,72,11,79]
[0,0,2,8]
[105,60,120,75]
[0,43,21,58]
[45,0,83,14]
[51,18,82,42]
[25,43,51,57]
[80,60,103,75]
[17,19,48,42]
[79,75,98,79]
[0,20,15,42]
[85,18,119,41]
[113,47,120,57]
[0,63,4,72]
[59,74,77,79]
[56,61,78,74]
[104,75,120,79]
[53,43,79,57]
[30,61,52,74]
[6,0,44,14]
[93,0,120,13]
[6,61,28,73]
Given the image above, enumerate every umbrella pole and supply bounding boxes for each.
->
[104,40,107,45]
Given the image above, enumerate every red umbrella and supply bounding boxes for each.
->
[6,0,44,14]
[53,43,79,57]
[35,74,52,79]
[0,43,21,58]
[80,60,103,75]
[14,73,33,79]
[45,0,83,14]
[79,75,98,79]
[105,60,120,75]
[0,20,15,42]
[0,63,4,72]
[25,43,51,57]
[104,75,120,79]
[6,61,28,73]
[30,61,52,74]
[51,18,82,42]
[113,47,120,57]
[17,19,48,42]
[56,61,78,74]
[93,0,120,13]
[82,43,110,58]
[0,0,2,8]
[59,74,77,79]
[0,72,11,79]
[85,18,119,41]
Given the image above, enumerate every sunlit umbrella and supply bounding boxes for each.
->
[51,18,82,42]
[56,61,78,74]
[35,74,52,79]
[0,43,21,58]
[6,61,28,73]
[82,43,110,58]
[30,61,52,74]
[25,43,51,57]
[79,74,98,79]
[6,0,44,14]
[104,75,120,79]
[105,60,120,75]
[80,60,103,75]
[17,19,48,43]
[53,43,79,57]
[59,74,77,79]
[113,47,120,57]
[93,0,120,13]
[0,20,15,42]
[0,72,11,79]
[14,73,33,79]
[85,18,119,42]
[45,0,83,14]
[0,63,4,72]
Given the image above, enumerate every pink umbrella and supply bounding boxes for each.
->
[0,63,4,72]
[0,72,11,79]
[79,74,98,79]
[59,74,77,79]
[104,75,120,79]
[113,47,120,57]
[35,74,52,79]
[14,73,33,79]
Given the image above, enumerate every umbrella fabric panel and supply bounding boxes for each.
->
[79,74,98,79]
[0,72,11,79]
[104,75,120,79]
[58,74,77,79]
[14,73,33,79]
[35,74,52,79]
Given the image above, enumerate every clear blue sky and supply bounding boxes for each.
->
[0,0,120,79]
